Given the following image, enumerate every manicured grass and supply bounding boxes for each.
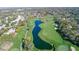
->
[10,15,79,51]
[64,40,79,51]
[39,15,79,51]
[26,17,42,50]
[10,25,27,50]
[26,15,65,50]
[39,15,64,48]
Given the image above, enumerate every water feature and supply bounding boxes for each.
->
[32,20,52,50]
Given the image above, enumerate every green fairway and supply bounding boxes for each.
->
[25,17,39,50]
[39,15,79,51]
[10,24,27,50]
[0,7,79,51]
[9,15,79,51]
[25,15,65,50]
[39,15,64,48]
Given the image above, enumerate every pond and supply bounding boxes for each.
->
[32,19,52,50]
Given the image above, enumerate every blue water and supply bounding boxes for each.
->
[32,20,52,50]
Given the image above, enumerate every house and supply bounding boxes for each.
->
[0,24,6,30]
[10,15,25,26]
[5,17,9,23]
[4,28,16,35]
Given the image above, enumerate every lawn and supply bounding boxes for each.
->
[25,15,65,50]
[9,14,79,51]
[39,15,79,51]
[10,24,27,50]
[39,15,64,48]
[25,17,40,50]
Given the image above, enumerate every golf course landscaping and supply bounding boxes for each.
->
[24,15,79,51]
[1,7,79,51]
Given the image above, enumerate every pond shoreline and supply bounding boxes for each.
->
[32,20,52,50]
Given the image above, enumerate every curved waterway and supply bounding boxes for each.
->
[32,20,52,50]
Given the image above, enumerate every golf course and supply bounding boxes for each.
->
[0,7,79,51]
[24,15,79,51]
